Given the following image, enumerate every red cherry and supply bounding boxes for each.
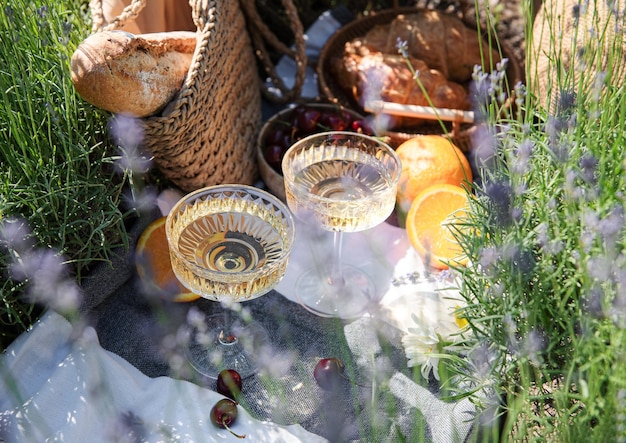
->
[351,120,363,132]
[296,109,322,133]
[351,119,374,135]
[264,144,284,171]
[313,357,345,391]
[319,113,348,131]
[210,399,245,438]
[216,369,242,400]
[264,127,286,146]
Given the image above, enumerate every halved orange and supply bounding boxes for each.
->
[406,183,470,270]
[395,135,472,227]
[135,216,200,302]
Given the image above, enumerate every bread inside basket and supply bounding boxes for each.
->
[317,7,524,151]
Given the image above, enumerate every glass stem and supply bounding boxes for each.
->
[328,231,346,287]
[218,307,237,345]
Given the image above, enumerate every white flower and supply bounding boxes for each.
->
[398,290,469,380]
[402,324,442,379]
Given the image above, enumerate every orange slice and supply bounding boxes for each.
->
[406,183,470,270]
[135,216,199,302]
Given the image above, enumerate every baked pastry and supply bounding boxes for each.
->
[335,40,470,128]
[358,10,502,83]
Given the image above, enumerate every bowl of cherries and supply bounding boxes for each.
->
[257,102,374,201]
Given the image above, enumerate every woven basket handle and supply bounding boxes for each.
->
[239,0,307,104]
[90,0,149,32]
[90,0,214,33]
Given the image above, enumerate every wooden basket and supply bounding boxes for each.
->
[317,7,524,151]
[90,0,263,192]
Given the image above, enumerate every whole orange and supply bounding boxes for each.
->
[395,135,472,227]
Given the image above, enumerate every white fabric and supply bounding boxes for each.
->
[389,373,475,443]
[277,218,458,321]
[276,218,406,307]
[279,218,475,441]
[0,311,327,443]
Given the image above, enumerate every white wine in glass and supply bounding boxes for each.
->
[166,185,295,378]
[282,131,401,319]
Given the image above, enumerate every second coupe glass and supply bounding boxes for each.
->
[282,131,401,319]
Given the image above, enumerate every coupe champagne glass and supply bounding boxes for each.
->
[282,131,401,319]
[166,185,295,379]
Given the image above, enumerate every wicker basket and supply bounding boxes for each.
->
[89,0,262,192]
[317,7,524,151]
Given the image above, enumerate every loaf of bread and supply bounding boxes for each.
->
[70,30,197,117]
[335,39,470,128]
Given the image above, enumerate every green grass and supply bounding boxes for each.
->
[0,0,131,349]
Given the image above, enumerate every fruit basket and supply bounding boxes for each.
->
[317,7,524,151]
[257,102,371,201]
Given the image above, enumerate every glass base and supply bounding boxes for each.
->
[185,314,269,379]
[295,264,376,319]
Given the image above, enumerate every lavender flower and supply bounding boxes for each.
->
[467,341,498,389]
[514,81,527,109]
[123,185,158,214]
[110,115,151,174]
[396,38,408,58]
[470,125,499,172]
[522,329,546,366]
[470,59,510,120]
[557,89,577,116]
[11,248,82,313]
[583,283,605,319]
[5,5,14,22]
[59,21,72,45]
[512,139,534,175]
[35,6,50,46]
[479,246,500,272]
[110,114,143,148]
[579,153,598,184]
[484,180,514,226]
[0,217,35,254]
[503,243,535,281]
[1,218,81,314]
[105,411,146,443]
[599,203,624,245]
[36,5,48,18]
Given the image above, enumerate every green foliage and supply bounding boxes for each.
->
[444,3,626,441]
[0,0,131,348]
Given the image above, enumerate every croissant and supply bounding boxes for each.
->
[334,40,470,128]
[361,10,502,83]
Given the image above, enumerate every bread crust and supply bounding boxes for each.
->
[70,30,197,117]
